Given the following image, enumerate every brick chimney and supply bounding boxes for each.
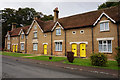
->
[53,7,59,22]
[12,23,17,31]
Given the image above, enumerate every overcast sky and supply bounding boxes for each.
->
[0,1,105,18]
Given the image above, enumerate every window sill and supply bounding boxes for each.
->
[56,34,61,36]
[55,51,62,52]
[99,51,112,54]
[100,30,110,32]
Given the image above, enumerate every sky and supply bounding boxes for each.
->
[0,0,108,18]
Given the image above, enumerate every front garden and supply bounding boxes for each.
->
[1,51,119,70]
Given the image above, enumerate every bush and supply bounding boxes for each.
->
[115,47,120,66]
[90,53,107,66]
[67,51,74,63]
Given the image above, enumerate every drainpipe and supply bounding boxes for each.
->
[91,26,94,53]
[65,30,66,56]
[18,36,20,52]
[51,32,53,55]
[117,23,119,47]
[25,35,27,53]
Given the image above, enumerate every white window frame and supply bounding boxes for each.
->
[72,31,76,34]
[7,44,10,49]
[44,34,47,37]
[100,21,109,31]
[21,43,24,50]
[80,30,84,34]
[21,34,24,39]
[56,28,61,35]
[34,25,37,29]
[99,40,112,53]
[8,35,10,40]
[34,32,37,38]
[33,43,38,51]
[55,42,62,51]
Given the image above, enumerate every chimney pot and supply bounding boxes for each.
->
[53,7,59,22]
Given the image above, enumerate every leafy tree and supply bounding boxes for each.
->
[98,1,120,10]
[2,7,53,49]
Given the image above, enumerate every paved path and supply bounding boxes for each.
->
[2,55,119,79]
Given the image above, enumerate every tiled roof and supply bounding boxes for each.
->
[7,6,119,36]
[10,25,30,36]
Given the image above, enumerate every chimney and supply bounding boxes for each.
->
[53,7,59,22]
[12,23,17,31]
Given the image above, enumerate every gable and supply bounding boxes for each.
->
[51,21,64,31]
[93,12,116,26]
[27,20,44,34]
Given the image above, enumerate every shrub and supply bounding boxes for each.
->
[115,47,120,66]
[90,53,107,66]
[67,51,74,63]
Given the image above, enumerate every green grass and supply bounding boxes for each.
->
[63,58,119,70]
[26,56,67,62]
[2,51,33,57]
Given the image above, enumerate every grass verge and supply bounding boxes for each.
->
[63,58,119,70]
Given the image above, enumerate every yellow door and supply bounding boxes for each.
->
[44,44,47,55]
[13,45,15,52]
[16,45,18,52]
[72,44,77,56]
[80,44,86,57]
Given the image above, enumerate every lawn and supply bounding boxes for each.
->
[26,56,67,62]
[2,51,33,57]
[63,58,119,70]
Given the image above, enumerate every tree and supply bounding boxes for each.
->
[98,1,120,10]
[2,7,53,49]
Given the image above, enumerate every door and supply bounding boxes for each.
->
[72,44,77,56]
[13,45,15,52]
[44,44,47,55]
[16,45,18,52]
[80,43,86,57]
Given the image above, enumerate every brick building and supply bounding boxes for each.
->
[5,6,120,59]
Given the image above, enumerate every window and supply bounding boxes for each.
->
[72,31,76,34]
[100,22,109,31]
[55,42,62,51]
[56,28,61,35]
[21,43,24,50]
[8,36,10,40]
[34,32,37,38]
[33,43,38,50]
[7,44,10,49]
[21,34,24,39]
[99,40,112,53]
[34,25,37,29]
[80,30,84,34]
[44,34,47,37]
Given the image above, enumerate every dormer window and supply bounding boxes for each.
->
[100,21,109,31]
[34,25,37,29]
[21,34,24,39]
[80,30,84,34]
[56,28,61,35]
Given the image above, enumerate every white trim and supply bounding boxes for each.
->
[27,20,43,34]
[33,31,37,32]
[54,40,63,42]
[72,31,76,34]
[18,29,23,35]
[12,44,18,45]
[99,20,110,23]
[93,12,116,26]
[43,43,48,45]
[20,42,25,43]
[97,37,114,41]
[80,30,84,34]
[70,42,88,44]
[51,21,64,31]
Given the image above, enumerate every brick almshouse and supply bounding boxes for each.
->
[5,6,120,59]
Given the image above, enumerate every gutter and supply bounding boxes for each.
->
[117,23,119,47]
[51,31,53,55]
[91,26,94,53]
[65,30,66,56]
